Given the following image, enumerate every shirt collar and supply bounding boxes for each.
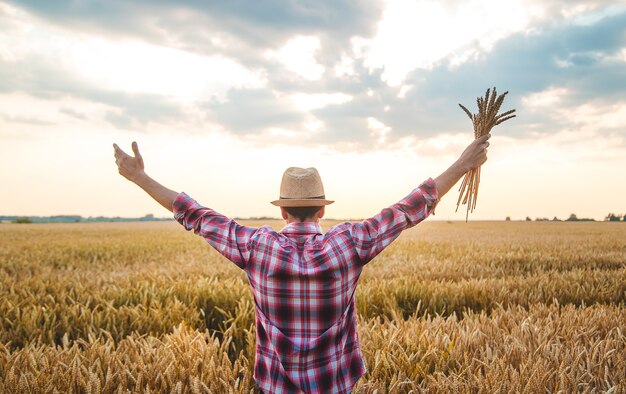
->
[279,221,323,235]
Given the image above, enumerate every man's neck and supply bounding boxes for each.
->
[285,218,320,225]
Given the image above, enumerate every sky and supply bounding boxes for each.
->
[1,0,625,221]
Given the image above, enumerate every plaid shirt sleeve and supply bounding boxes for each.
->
[350,177,439,265]
[172,192,258,270]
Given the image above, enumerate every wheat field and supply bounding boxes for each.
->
[1,221,625,393]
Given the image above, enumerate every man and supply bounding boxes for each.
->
[113,135,490,394]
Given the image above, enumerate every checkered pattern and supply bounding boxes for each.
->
[173,178,439,394]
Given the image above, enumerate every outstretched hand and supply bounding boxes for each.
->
[433,134,491,199]
[456,134,490,173]
[113,141,145,183]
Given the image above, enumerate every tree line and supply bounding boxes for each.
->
[505,213,626,222]
[2,214,171,224]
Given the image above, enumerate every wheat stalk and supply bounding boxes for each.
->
[456,87,516,221]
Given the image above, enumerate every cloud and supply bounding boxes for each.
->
[207,88,304,134]
[2,1,626,151]
[2,55,184,123]
[288,92,353,111]
[59,107,87,120]
[521,87,626,139]
[353,0,533,86]
[266,36,325,81]
[7,0,385,53]
[0,113,54,126]
[344,9,626,141]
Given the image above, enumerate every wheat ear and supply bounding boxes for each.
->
[456,87,516,221]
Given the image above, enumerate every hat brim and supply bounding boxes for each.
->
[270,199,334,207]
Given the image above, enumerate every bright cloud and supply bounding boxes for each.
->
[68,40,266,103]
[334,54,356,77]
[564,2,626,24]
[522,86,626,133]
[267,35,325,80]
[521,87,570,109]
[0,4,266,104]
[353,0,531,86]
[367,117,391,145]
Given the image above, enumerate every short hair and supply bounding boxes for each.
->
[283,206,322,222]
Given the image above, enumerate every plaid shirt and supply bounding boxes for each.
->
[173,178,439,394]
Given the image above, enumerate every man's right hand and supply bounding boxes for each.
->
[113,141,146,183]
[456,134,490,173]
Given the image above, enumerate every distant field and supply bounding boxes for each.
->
[1,221,625,393]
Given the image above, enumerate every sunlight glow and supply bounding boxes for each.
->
[267,35,326,80]
[69,40,266,103]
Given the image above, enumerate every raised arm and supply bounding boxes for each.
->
[434,134,490,198]
[113,141,178,212]
[349,134,491,265]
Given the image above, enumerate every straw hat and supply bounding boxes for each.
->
[271,167,334,207]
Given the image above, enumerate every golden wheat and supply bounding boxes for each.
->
[1,305,624,393]
[1,221,624,393]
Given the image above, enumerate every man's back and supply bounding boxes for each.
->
[172,178,439,393]
[248,221,365,393]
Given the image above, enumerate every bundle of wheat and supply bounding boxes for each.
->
[457,87,516,221]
